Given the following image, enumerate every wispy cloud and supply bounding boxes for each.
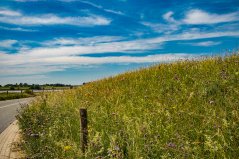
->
[0,8,22,16]
[104,9,125,15]
[0,40,18,48]
[142,22,180,34]
[0,26,37,32]
[163,11,177,23]
[2,29,237,59]
[0,8,111,26]
[144,9,239,34]
[0,23,238,77]
[190,41,221,47]
[1,29,238,66]
[78,0,125,15]
[0,14,111,26]
[142,11,180,34]
[42,36,125,46]
[183,9,239,24]
[0,53,198,76]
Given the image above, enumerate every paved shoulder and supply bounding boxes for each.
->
[0,120,24,159]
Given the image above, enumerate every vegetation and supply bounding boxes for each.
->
[0,83,73,90]
[18,54,239,158]
[0,92,35,101]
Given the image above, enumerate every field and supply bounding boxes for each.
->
[18,54,239,158]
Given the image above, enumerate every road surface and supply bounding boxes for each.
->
[0,98,33,133]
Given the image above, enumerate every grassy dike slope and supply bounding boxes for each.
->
[18,54,239,159]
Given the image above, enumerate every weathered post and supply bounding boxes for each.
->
[7,90,8,95]
[80,108,88,153]
[21,90,23,94]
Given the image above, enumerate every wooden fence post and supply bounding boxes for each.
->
[7,90,8,95]
[80,108,88,153]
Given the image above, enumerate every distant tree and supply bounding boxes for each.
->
[5,84,13,87]
[35,85,41,90]
[30,84,35,89]
[10,86,15,90]
[23,83,28,87]
[0,85,2,87]
[30,84,41,90]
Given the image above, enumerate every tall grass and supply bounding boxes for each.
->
[18,54,239,158]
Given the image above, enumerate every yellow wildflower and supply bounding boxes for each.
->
[64,145,72,151]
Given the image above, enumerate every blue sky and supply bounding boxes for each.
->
[0,0,239,85]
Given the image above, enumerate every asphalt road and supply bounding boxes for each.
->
[0,98,34,133]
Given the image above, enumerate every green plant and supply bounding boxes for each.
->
[18,54,239,159]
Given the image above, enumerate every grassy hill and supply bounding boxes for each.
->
[18,54,239,159]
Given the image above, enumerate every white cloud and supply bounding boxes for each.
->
[19,40,158,58]
[143,11,180,34]
[143,30,239,44]
[39,54,197,65]
[163,11,177,23]
[0,7,111,26]
[190,41,221,47]
[0,13,111,26]
[183,9,239,24]
[0,29,238,76]
[104,9,125,15]
[0,40,18,48]
[0,8,22,16]
[0,53,197,76]
[142,22,180,34]
[78,0,125,15]
[42,36,125,46]
[2,29,237,60]
[0,26,37,32]
[145,9,239,34]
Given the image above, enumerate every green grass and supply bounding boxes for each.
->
[0,92,35,101]
[18,54,239,159]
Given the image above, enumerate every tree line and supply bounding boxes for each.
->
[0,83,73,90]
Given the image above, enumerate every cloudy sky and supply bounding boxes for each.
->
[0,0,239,85]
